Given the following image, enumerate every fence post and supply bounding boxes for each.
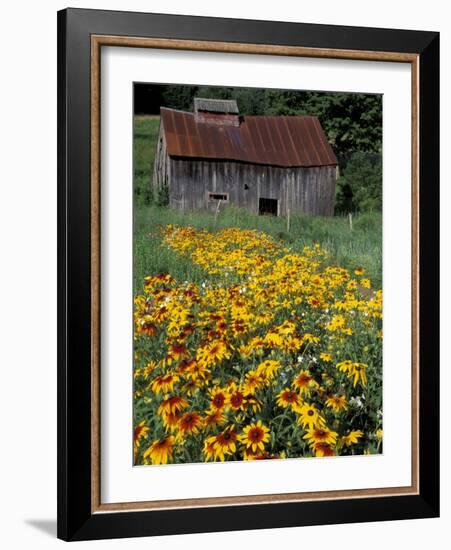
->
[214,199,222,226]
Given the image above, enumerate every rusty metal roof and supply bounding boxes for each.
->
[194,98,239,114]
[160,107,338,168]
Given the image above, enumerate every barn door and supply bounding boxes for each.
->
[259,197,278,216]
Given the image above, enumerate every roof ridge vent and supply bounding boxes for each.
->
[194,98,240,127]
[194,97,239,114]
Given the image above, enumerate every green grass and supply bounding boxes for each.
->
[134,115,160,205]
[133,205,382,292]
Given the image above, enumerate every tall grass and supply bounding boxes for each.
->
[134,205,382,292]
[134,115,160,205]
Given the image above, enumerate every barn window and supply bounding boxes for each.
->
[208,192,228,201]
[259,198,278,216]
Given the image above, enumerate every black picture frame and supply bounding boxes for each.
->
[57,7,439,541]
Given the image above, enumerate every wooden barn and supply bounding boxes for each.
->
[153,98,338,216]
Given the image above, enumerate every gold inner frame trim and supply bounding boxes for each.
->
[90,34,420,514]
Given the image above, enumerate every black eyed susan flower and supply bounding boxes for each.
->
[302,333,320,344]
[239,421,270,453]
[256,359,281,381]
[166,343,189,365]
[336,361,368,387]
[150,373,179,394]
[303,426,338,447]
[243,370,263,395]
[227,383,246,411]
[282,336,303,353]
[242,448,266,460]
[360,278,371,289]
[157,396,189,417]
[140,320,158,337]
[176,357,197,375]
[292,370,317,397]
[336,360,353,374]
[296,403,325,429]
[276,388,302,409]
[161,411,182,433]
[243,394,262,413]
[327,315,347,332]
[181,378,200,397]
[133,420,149,452]
[185,359,210,383]
[312,442,335,457]
[325,394,348,413]
[347,279,358,290]
[264,330,284,348]
[204,409,226,430]
[143,436,175,465]
[209,387,227,410]
[178,412,203,436]
[196,340,231,368]
[342,430,364,446]
[243,449,286,460]
[351,364,368,387]
[203,436,217,461]
[211,428,238,461]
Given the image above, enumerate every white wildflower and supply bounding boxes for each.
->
[349,396,364,408]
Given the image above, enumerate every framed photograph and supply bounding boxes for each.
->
[57,8,439,541]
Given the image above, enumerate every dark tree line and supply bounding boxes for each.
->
[134,84,382,213]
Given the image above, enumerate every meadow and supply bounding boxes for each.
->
[132,115,383,465]
[133,115,382,290]
[134,205,382,293]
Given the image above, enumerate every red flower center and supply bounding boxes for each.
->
[213,394,225,407]
[250,429,262,440]
[231,393,243,407]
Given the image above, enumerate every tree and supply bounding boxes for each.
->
[160,85,199,111]
[265,90,382,160]
[336,152,382,213]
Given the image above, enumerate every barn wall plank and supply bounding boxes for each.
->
[164,158,336,216]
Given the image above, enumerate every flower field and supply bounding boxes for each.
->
[133,224,383,465]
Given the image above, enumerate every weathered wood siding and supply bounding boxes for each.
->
[165,158,336,216]
[152,121,170,198]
